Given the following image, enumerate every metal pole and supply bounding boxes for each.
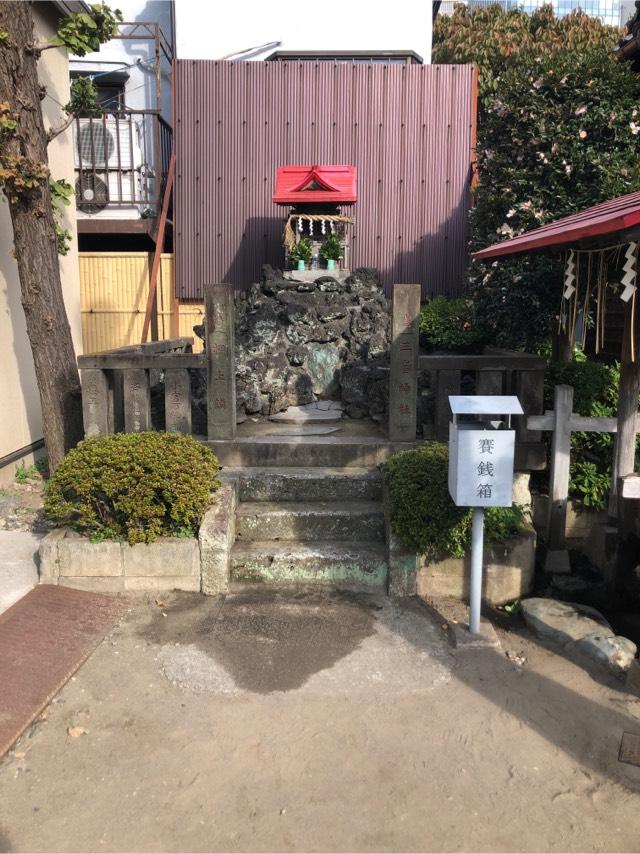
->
[469,507,484,634]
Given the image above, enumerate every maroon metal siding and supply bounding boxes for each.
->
[175,60,475,298]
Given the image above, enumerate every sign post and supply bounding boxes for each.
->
[448,395,523,634]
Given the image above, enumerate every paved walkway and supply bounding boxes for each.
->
[1,590,640,852]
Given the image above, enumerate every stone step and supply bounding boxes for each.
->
[223,467,383,503]
[230,540,388,591]
[206,438,419,468]
[235,501,385,542]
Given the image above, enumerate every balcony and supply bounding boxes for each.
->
[73,110,172,238]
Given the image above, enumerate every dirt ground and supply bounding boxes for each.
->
[1,589,640,853]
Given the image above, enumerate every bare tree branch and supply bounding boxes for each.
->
[47,112,74,143]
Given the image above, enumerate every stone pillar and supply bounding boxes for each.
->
[81,369,110,437]
[205,284,236,440]
[388,283,421,442]
[164,369,192,434]
[123,369,151,433]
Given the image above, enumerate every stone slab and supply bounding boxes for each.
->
[571,631,637,677]
[58,538,123,578]
[0,531,42,615]
[122,539,200,578]
[232,467,382,503]
[230,540,388,590]
[124,576,201,592]
[235,500,385,543]
[416,526,537,606]
[452,620,501,650]
[265,426,342,436]
[200,483,237,596]
[269,403,343,424]
[521,598,613,645]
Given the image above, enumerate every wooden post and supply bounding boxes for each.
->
[123,369,151,433]
[547,384,574,550]
[388,284,421,442]
[141,153,176,343]
[164,369,191,434]
[205,284,236,440]
[609,296,640,519]
[80,369,110,437]
[476,370,503,397]
[517,369,545,443]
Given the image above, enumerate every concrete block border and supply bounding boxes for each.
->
[383,482,536,604]
[38,483,238,595]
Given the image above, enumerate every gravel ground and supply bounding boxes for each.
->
[1,589,640,853]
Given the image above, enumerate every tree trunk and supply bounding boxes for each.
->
[0,3,83,470]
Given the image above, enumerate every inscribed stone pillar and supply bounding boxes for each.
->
[123,369,151,433]
[205,284,236,440]
[388,284,421,442]
[81,369,110,437]
[164,369,192,434]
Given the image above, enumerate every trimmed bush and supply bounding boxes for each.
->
[44,432,220,544]
[419,296,484,353]
[382,443,524,558]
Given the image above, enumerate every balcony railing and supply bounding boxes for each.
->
[73,111,172,217]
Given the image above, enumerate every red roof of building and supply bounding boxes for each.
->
[273,165,357,204]
[472,190,640,261]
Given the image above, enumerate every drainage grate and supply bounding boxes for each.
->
[619,732,640,766]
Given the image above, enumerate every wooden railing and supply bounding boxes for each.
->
[419,349,546,470]
[78,338,202,438]
[78,285,236,442]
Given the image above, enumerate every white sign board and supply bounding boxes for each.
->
[448,423,515,507]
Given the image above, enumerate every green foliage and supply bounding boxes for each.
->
[319,234,343,262]
[419,296,484,352]
[288,238,313,266]
[382,444,525,558]
[433,4,622,98]
[545,356,621,510]
[49,178,74,255]
[44,432,220,545]
[65,76,101,117]
[51,3,123,57]
[15,463,40,485]
[569,461,611,509]
[435,3,640,352]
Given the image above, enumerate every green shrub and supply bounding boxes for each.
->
[44,432,220,544]
[382,444,525,559]
[419,296,484,353]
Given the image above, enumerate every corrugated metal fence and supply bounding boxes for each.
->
[80,253,204,353]
[175,61,476,299]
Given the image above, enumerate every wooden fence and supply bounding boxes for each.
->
[79,252,204,354]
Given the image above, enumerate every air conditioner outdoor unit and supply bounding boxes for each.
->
[75,171,143,220]
[73,116,142,171]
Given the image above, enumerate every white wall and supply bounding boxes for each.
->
[70,0,173,119]
[0,3,82,481]
[174,0,432,63]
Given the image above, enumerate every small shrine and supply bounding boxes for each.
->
[273,164,356,274]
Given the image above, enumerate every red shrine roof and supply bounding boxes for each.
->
[273,165,357,205]
[472,190,640,261]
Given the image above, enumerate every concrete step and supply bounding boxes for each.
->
[223,467,383,503]
[206,438,419,468]
[235,501,385,542]
[230,540,388,591]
